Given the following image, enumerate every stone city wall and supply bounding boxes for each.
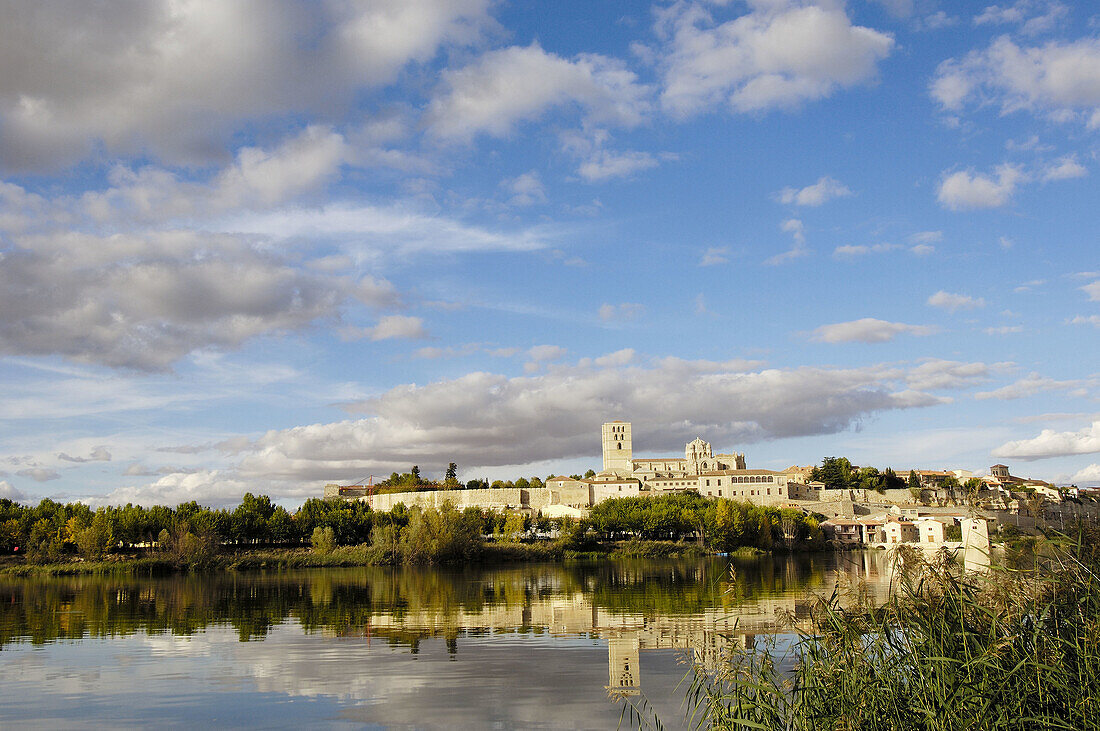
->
[362,486,592,514]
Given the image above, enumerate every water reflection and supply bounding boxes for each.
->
[1,554,892,728]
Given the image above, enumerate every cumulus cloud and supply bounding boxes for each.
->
[0,480,26,501]
[928,291,986,312]
[1070,463,1100,485]
[0,231,358,370]
[776,176,852,206]
[222,357,969,485]
[655,1,894,116]
[57,447,112,463]
[993,421,1100,460]
[1042,155,1087,182]
[0,0,493,171]
[937,165,1024,210]
[1070,315,1100,327]
[501,171,547,207]
[931,35,1100,126]
[1081,281,1100,301]
[106,469,252,508]
[973,1,1068,36]
[426,43,650,142]
[809,318,936,344]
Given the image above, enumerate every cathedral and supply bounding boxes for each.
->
[599,421,746,480]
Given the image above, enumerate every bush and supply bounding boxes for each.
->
[310,526,335,555]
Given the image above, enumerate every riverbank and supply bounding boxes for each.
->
[0,538,747,576]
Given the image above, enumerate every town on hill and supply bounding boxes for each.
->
[326,420,1098,549]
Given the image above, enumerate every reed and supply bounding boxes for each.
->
[684,541,1100,731]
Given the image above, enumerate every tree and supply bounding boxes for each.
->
[584,469,596,478]
[311,526,335,555]
[445,463,457,481]
[907,470,921,490]
[811,457,856,490]
[411,465,421,483]
[75,510,114,560]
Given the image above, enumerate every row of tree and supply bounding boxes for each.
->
[0,493,562,563]
[586,493,824,552]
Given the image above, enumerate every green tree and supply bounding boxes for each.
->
[75,509,114,559]
[811,457,856,490]
[311,526,336,555]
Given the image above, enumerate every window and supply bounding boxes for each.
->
[718,490,722,497]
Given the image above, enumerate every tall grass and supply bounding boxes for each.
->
[684,544,1100,731]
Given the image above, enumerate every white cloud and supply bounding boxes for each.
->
[0,230,362,370]
[931,35,1100,125]
[776,176,852,206]
[833,243,900,258]
[57,447,112,463]
[937,164,1024,210]
[426,43,650,143]
[1081,281,1100,301]
[219,357,968,486]
[927,290,986,312]
[16,468,60,482]
[0,480,27,501]
[592,349,636,368]
[577,150,660,181]
[909,231,943,244]
[106,469,252,508]
[1070,315,1100,327]
[920,11,958,30]
[502,171,547,207]
[973,1,1068,36]
[527,345,567,363]
[598,303,645,322]
[699,247,731,266]
[993,421,1100,460]
[764,218,808,265]
[985,325,1024,335]
[656,2,894,116]
[905,359,1005,391]
[0,0,493,171]
[1041,155,1087,181]
[220,202,548,256]
[364,316,428,342]
[1070,463,1100,485]
[910,244,935,256]
[809,318,936,344]
[975,372,1084,400]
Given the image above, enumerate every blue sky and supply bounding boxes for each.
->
[1,0,1098,507]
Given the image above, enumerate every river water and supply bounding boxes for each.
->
[1,553,893,729]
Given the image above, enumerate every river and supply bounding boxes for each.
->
[1,552,894,729]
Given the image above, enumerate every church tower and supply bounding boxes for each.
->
[602,421,633,475]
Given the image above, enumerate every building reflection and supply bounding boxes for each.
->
[323,557,888,697]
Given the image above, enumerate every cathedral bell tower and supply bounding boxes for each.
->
[601,422,633,475]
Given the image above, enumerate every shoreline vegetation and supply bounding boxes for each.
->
[0,492,808,576]
[617,528,1100,731]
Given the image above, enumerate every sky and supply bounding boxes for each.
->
[0,0,1098,508]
